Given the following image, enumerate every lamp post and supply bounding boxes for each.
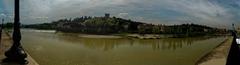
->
[1,19,4,29]
[0,18,4,44]
[1,19,3,29]
[3,0,28,64]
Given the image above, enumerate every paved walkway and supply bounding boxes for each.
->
[0,31,39,65]
[198,37,232,65]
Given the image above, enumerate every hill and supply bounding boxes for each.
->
[23,14,229,36]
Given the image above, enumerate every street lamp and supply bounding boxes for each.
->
[0,18,4,44]
[1,19,3,28]
[3,0,28,64]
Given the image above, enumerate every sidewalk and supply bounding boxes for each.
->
[0,31,39,65]
[197,37,233,65]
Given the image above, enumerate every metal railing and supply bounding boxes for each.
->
[226,24,240,65]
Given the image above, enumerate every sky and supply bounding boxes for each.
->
[0,0,240,28]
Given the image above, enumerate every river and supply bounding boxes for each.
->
[20,29,227,65]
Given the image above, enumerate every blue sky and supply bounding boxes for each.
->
[0,0,240,28]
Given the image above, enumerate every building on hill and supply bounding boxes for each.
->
[105,13,110,18]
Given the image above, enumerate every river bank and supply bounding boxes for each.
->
[56,31,228,39]
[21,29,230,39]
[196,37,232,65]
[55,31,172,39]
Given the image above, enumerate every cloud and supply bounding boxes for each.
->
[118,13,129,18]
[0,13,6,17]
[158,0,233,25]
[16,0,240,27]
[1,0,14,16]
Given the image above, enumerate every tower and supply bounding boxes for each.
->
[105,13,110,18]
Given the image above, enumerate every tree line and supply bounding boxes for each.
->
[23,15,229,36]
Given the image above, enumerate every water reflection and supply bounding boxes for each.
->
[56,33,222,51]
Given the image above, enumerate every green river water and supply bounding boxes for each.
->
[21,29,227,65]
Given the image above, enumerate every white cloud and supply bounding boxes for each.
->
[18,0,238,27]
[118,13,128,18]
[0,13,6,17]
[156,0,233,25]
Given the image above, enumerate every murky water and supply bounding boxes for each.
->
[21,29,227,65]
